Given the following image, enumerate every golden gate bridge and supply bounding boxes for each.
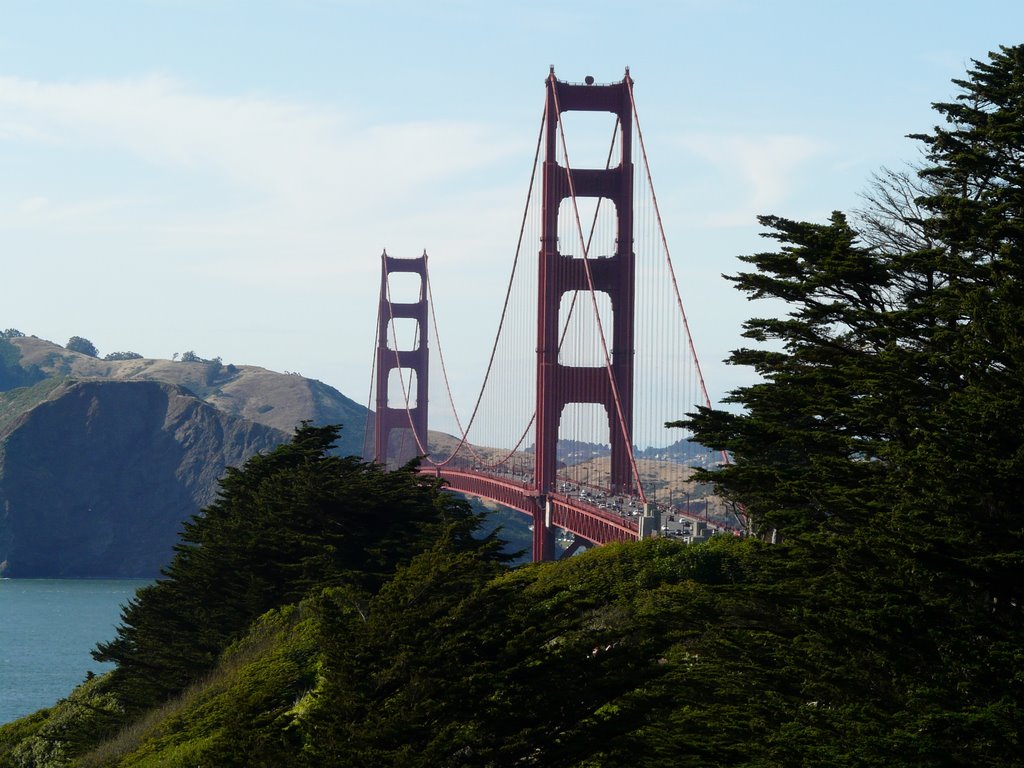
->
[364,68,739,561]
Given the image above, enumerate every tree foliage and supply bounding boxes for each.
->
[0,336,44,392]
[178,350,221,364]
[303,536,760,768]
[65,336,98,357]
[680,44,1024,764]
[93,423,503,713]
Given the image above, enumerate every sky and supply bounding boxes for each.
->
[1,0,1021,422]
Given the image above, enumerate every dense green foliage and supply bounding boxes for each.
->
[64,337,98,358]
[92,423,502,714]
[4,535,788,768]
[303,537,754,767]
[0,337,43,393]
[679,44,1024,763]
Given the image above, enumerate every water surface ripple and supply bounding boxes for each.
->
[0,578,149,725]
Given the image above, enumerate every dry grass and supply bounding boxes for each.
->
[8,335,352,435]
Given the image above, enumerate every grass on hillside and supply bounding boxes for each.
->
[0,377,70,436]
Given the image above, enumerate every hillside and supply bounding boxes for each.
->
[7,335,368,453]
[0,429,783,767]
[0,379,288,577]
[0,333,372,577]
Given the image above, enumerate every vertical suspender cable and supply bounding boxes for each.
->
[424,104,548,469]
[626,77,729,467]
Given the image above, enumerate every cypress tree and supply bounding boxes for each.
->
[94,423,499,712]
[681,45,1024,764]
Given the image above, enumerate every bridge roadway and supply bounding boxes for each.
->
[420,468,640,546]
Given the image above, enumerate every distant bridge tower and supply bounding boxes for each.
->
[374,251,429,468]
[534,70,636,560]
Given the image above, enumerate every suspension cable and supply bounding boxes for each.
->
[424,259,535,469]
[419,103,549,469]
[625,77,729,467]
[364,254,385,462]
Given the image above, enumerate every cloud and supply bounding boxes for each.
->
[0,118,58,143]
[0,73,540,400]
[0,74,524,236]
[17,195,48,214]
[671,132,827,227]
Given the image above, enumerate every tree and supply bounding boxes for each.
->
[0,336,44,391]
[905,44,1024,614]
[94,423,504,712]
[853,166,938,257]
[304,536,768,768]
[679,45,1024,764]
[678,211,904,541]
[103,351,143,361]
[65,335,98,357]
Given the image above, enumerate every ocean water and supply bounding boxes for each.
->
[0,579,150,725]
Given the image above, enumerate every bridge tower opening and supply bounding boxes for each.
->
[534,70,636,561]
[374,251,429,469]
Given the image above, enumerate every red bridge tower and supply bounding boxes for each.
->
[533,70,636,560]
[374,252,429,468]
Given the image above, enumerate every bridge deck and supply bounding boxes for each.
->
[423,468,639,546]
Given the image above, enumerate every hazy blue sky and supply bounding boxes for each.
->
[1,1,1020,417]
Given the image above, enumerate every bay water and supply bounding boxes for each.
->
[0,579,149,725]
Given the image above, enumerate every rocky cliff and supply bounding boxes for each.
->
[0,379,288,577]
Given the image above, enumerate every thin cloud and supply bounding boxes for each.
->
[0,74,523,231]
[672,132,827,226]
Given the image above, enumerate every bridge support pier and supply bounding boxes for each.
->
[638,503,660,539]
[532,496,555,562]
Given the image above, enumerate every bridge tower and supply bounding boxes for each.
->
[374,251,429,468]
[534,70,636,560]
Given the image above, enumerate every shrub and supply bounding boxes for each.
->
[66,336,99,357]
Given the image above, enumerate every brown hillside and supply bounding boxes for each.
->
[9,336,368,454]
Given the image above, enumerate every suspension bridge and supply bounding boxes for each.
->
[364,68,738,561]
